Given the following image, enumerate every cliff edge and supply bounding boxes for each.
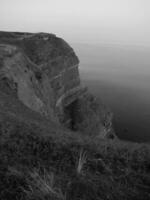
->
[0,31,114,138]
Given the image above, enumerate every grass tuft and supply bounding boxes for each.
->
[21,169,65,200]
[77,149,87,174]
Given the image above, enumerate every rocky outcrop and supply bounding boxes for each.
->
[0,32,84,122]
[0,31,114,138]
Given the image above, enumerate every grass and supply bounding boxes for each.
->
[22,170,65,200]
[77,149,87,174]
[0,121,150,200]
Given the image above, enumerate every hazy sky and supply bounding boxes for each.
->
[0,0,149,45]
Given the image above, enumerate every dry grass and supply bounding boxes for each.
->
[77,149,87,174]
[22,169,65,200]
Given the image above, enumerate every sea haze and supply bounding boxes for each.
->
[72,43,150,143]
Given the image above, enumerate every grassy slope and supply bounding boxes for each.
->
[0,74,150,200]
[0,94,150,200]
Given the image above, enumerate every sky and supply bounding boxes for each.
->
[0,0,149,45]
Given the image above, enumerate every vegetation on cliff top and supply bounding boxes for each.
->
[0,119,150,200]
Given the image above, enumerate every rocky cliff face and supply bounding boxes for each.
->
[0,31,114,138]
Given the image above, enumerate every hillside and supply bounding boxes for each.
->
[1,116,150,200]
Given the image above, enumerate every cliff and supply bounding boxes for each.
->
[1,32,150,200]
[0,31,114,138]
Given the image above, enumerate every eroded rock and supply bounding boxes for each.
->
[0,32,83,123]
[0,31,115,138]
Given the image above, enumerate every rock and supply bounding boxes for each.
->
[0,31,115,138]
[0,32,85,122]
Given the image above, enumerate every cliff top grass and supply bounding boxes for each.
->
[0,115,150,200]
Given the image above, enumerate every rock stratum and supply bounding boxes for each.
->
[0,31,114,138]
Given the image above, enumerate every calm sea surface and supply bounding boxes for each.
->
[72,43,150,142]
